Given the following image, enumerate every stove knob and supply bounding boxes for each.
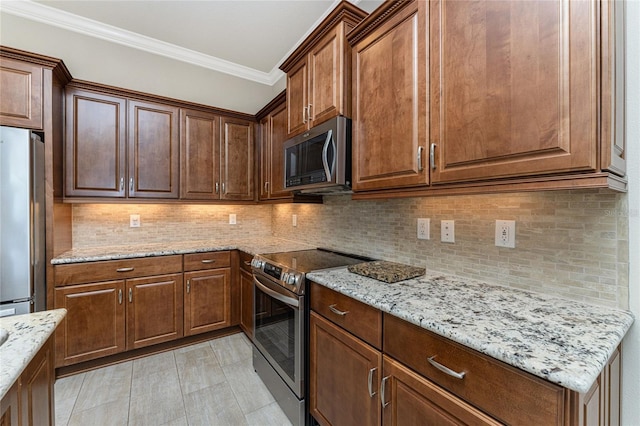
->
[293,274,302,286]
[287,274,297,285]
[282,272,289,282]
[251,259,256,268]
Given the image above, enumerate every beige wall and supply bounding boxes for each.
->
[272,190,629,309]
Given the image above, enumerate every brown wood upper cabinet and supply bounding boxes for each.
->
[0,57,43,129]
[280,1,368,138]
[65,87,179,199]
[258,94,292,201]
[181,110,254,201]
[348,0,626,194]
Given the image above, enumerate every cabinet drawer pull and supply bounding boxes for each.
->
[128,288,132,303]
[427,355,466,379]
[186,279,191,294]
[328,304,349,316]
[430,143,436,170]
[380,376,390,408]
[368,367,377,397]
[417,146,424,171]
[201,259,216,264]
[118,289,122,305]
[116,267,134,273]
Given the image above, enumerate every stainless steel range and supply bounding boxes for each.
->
[250,248,371,426]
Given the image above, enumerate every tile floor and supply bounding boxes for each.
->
[54,332,293,426]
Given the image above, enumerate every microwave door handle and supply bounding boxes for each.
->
[321,129,335,181]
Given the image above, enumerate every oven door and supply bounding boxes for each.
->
[252,272,304,398]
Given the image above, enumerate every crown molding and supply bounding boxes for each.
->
[1,0,286,86]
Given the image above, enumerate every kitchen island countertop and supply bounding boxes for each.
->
[51,237,314,264]
[307,267,634,394]
[0,309,66,400]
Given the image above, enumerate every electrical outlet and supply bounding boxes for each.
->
[129,214,140,228]
[417,218,430,240]
[441,220,455,243]
[292,214,298,227]
[495,220,516,248]
[229,214,237,225]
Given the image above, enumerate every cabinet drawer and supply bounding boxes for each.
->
[384,314,566,426]
[310,282,382,349]
[184,251,231,271]
[54,255,183,286]
[239,251,253,273]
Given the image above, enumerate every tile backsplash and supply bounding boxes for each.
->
[72,203,273,247]
[272,190,629,310]
[71,189,629,309]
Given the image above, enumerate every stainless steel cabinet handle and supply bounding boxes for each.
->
[120,177,124,191]
[307,104,313,120]
[380,376,390,408]
[302,107,308,124]
[118,289,123,305]
[328,304,349,316]
[264,182,269,192]
[221,182,226,194]
[129,177,134,192]
[430,143,436,170]
[417,146,424,171]
[427,355,465,379]
[215,182,219,194]
[116,267,134,273]
[368,367,377,397]
[128,288,132,303]
[201,259,215,264]
[186,279,191,294]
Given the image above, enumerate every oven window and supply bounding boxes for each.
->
[254,286,296,384]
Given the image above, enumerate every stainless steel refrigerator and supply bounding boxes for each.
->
[0,126,46,317]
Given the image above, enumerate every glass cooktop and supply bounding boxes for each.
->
[260,248,371,273]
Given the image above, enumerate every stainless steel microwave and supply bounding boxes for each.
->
[283,116,351,194]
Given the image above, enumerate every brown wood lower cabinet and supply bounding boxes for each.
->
[309,282,622,426]
[184,268,230,336]
[382,356,500,426]
[54,280,126,365]
[309,311,382,426]
[1,335,55,426]
[127,273,184,349]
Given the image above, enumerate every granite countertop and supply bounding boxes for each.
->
[0,309,67,400]
[306,268,634,394]
[51,237,314,264]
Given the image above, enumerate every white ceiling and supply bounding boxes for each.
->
[2,0,384,86]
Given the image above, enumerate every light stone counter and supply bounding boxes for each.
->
[306,268,634,394]
[51,237,314,264]
[0,309,66,400]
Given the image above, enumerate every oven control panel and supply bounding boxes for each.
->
[263,263,282,280]
[252,257,304,293]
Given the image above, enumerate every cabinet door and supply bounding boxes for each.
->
[309,312,382,426]
[351,1,429,191]
[220,117,254,200]
[308,25,344,128]
[259,115,271,200]
[430,0,597,183]
[239,268,254,339]
[184,268,231,336]
[287,58,308,137]
[127,273,183,349]
[382,356,501,426]
[181,109,220,200]
[0,382,19,426]
[65,88,127,197]
[20,337,55,426]
[0,58,43,129]
[54,280,126,366]
[128,100,180,198]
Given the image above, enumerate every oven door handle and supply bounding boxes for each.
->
[253,276,300,308]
